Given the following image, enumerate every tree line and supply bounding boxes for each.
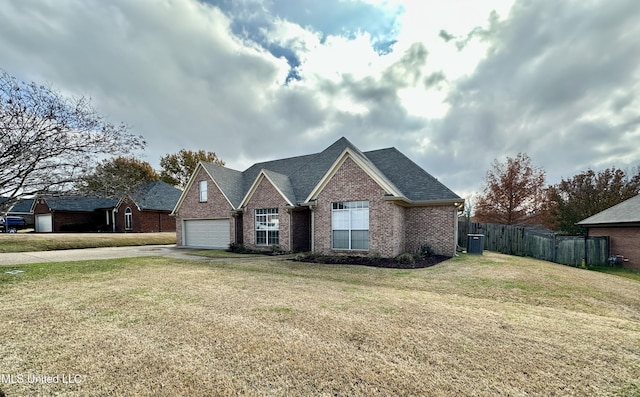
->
[78,151,225,198]
[0,70,223,210]
[472,153,640,235]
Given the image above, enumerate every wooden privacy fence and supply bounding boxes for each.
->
[458,221,610,266]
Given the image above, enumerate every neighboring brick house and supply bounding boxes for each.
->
[33,181,181,233]
[577,194,640,270]
[32,196,118,232]
[172,137,464,257]
[114,181,182,233]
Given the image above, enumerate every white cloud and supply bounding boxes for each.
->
[1,0,639,201]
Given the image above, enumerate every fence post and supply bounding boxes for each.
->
[584,235,588,266]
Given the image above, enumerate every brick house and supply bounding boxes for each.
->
[33,181,181,233]
[577,194,640,270]
[114,181,182,233]
[172,138,464,257]
[33,196,118,232]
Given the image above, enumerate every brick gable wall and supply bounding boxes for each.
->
[313,156,457,257]
[115,197,175,233]
[243,176,292,251]
[313,157,405,257]
[174,167,235,246]
[588,227,640,270]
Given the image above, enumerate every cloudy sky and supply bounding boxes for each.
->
[2,0,640,201]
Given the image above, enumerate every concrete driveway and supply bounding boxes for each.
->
[0,245,191,266]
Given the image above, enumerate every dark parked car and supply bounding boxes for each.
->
[0,215,27,232]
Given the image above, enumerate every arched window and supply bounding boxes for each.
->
[124,207,133,231]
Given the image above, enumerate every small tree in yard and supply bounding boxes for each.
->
[474,153,546,225]
[0,70,144,209]
[160,149,224,188]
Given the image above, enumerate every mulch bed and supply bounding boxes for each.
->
[291,254,450,269]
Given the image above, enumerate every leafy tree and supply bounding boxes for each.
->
[474,153,546,225]
[546,168,640,235]
[0,70,144,209]
[160,149,224,188]
[77,156,159,198]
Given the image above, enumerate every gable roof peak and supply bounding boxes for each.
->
[128,180,182,211]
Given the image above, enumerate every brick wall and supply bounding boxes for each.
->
[313,157,405,257]
[174,167,235,246]
[115,197,175,233]
[33,199,104,232]
[33,199,50,217]
[405,205,457,256]
[588,227,640,270]
[242,176,292,251]
[313,156,458,258]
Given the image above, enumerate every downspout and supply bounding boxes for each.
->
[310,206,315,252]
[453,205,458,257]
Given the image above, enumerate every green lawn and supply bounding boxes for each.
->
[1,252,639,396]
[591,265,640,282]
[0,232,176,253]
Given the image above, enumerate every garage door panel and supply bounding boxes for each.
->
[184,219,230,248]
[36,214,53,233]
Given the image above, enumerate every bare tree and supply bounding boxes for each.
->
[0,71,144,209]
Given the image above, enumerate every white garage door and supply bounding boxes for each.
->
[183,219,230,248]
[36,214,53,233]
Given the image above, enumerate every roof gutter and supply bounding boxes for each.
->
[384,196,465,209]
[576,221,640,228]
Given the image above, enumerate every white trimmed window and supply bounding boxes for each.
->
[255,208,279,246]
[332,201,369,250]
[199,180,208,202]
[124,207,133,231]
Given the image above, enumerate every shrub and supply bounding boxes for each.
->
[418,244,435,258]
[395,253,415,266]
[369,252,382,265]
[227,243,246,253]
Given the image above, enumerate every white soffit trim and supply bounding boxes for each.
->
[239,170,294,208]
[305,148,402,202]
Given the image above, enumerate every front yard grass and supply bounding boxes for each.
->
[1,252,639,396]
[0,232,176,253]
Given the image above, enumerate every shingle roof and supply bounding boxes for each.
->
[577,194,640,226]
[262,169,296,205]
[9,198,34,213]
[44,196,119,212]
[364,147,461,201]
[202,137,462,208]
[129,181,182,211]
[201,162,246,208]
[0,197,34,213]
